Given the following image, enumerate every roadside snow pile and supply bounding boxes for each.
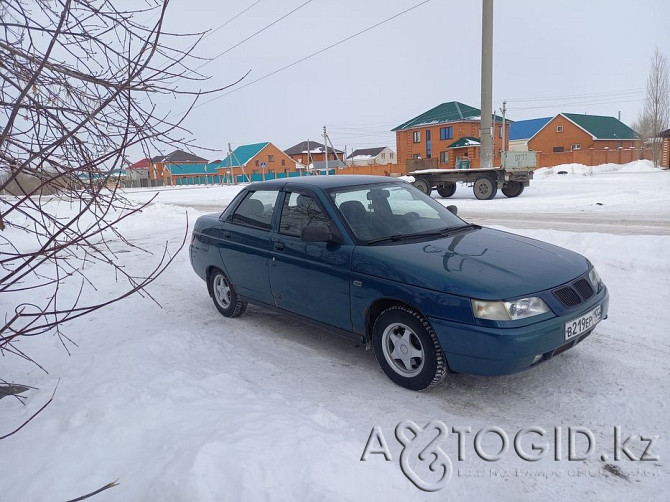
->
[533,160,659,178]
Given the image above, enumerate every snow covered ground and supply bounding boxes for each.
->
[1,161,668,501]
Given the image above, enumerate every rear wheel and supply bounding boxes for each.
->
[372,306,447,390]
[502,181,524,198]
[473,176,497,200]
[437,183,457,198]
[208,268,247,317]
[412,177,431,195]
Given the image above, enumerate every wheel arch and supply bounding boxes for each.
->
[364,298,425,342]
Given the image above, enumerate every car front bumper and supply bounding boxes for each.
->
[430,287,609,376]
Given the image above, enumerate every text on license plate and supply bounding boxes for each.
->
[565,305,601,341]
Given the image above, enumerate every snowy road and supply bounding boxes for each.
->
[1,162,668,501]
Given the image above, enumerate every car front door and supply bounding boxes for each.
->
[219,188,279,304]
[269,189,353,331]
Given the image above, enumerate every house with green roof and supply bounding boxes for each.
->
[528,113,640,156]
[392,101,510,170]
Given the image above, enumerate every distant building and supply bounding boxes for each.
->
[346,147,396,166]
[284,140,344,166]
[149,150,208,186]
[211,142,300,183]
[508,117,551,152]
[392,101,510,170]
[659,129,670,168]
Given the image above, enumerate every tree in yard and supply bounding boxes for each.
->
[636,48,670,166]
[0,0,242,471]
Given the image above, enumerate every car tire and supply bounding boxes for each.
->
[208,268,247,318]
[437,183,457,198]
[412,177,432,195]
[502,181,524,198]
[473,176,497,200]
[372,306,448,390]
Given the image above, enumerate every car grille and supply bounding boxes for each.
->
[553,278,595,308]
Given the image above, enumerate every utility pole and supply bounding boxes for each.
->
[501,100,507,158]
[480,0,494,169]
[323,126,329,175]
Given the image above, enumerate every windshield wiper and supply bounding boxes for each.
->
[366,224,480,245]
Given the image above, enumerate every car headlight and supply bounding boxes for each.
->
[588,267,603,291]
[472,297,550,321]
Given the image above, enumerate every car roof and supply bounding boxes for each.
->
[247,175,404,190]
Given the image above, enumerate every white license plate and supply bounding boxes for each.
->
[565,305,601,341]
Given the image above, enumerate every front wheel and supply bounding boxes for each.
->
[412,177,431,195]
[473,176,497,200]
[372,306,447,390]
[208,268,247,317]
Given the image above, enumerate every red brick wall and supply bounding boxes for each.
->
[395,121,510,169]
[528,116,638,155]
[536,148,651,168]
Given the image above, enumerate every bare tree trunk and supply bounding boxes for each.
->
[642,48,670,166]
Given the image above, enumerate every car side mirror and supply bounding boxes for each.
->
[447,205,458,215]
[301,224,344,244]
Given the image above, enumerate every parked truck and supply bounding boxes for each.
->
[408,151,537,200]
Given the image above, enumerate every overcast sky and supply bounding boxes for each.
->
[151,0,670,161]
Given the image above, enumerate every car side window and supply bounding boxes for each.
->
[231,190,278,230]
[279,192,330,237]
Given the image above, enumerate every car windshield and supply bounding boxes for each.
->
[329,182,467,243]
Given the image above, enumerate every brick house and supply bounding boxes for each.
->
[392,101,509,171]
[660,129,670,168]
[212,142,300,182]
[508,117,551,152]
[149,150,208,186]
[528,113,639,155]
[284,140,344,166]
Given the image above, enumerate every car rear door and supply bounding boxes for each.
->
[269,189,354,331]
[219,188,280,304]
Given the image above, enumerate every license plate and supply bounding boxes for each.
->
[565,305,601,341]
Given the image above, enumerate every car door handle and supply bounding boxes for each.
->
[223,230,231,238]
[274,242,285,251]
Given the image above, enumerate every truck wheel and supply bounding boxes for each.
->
[474,177,497,200]
[208,268,247,317]
[413,177,431,195]
[372,306,447,391]
[437,183,457,198]
[502,181,524,198]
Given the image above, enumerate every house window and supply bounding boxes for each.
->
[557,126,564,133]
[553,146,565,153]
[381,153,385,159]
[571,144,581,150]
[268,155,274,162]
[499,126,503,138]
[426,129,432,158]
[440,151,449,163]
[281,159,285,166]
[255,160,259,166]
[440,126,453,140]
[390,152,394,159]
[413,131,421,143]
[413,154,422,159]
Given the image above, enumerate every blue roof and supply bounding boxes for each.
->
[509,117,552,141]
[209,142,270,168]
[167,163,211,175]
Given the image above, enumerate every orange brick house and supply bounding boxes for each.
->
[659,128,670,168]
[212,142,300,182]
[284,140,344,166]
[527,113,642,167]
[392,101,509,171]
[149,150,208,185]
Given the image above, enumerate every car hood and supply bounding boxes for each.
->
[352,227,589,300]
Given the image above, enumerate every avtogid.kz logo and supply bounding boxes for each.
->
[360,421,660,492]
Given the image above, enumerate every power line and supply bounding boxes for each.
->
[203,0,263,41]
[195,0,314,72]
[508,97,645,112]
[180,0,431,115]
[506,88,644,103]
